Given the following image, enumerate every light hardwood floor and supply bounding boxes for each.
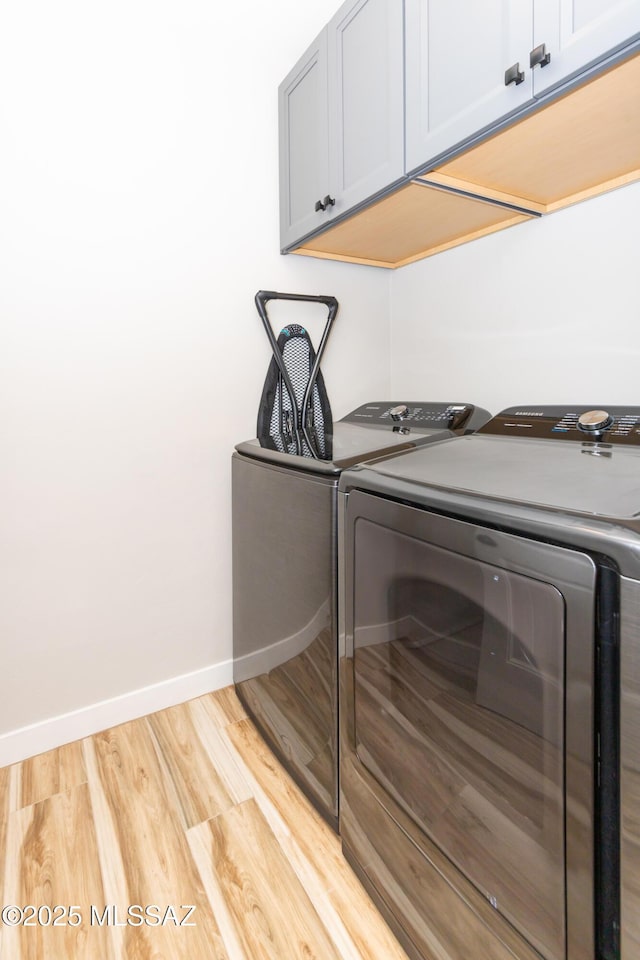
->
[0,687,409,960]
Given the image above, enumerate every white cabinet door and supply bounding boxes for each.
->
[327,0,405,217]
[279,0,404,250]
[533,0,640,97]
[278,30,334,250]
[405,0,535,174]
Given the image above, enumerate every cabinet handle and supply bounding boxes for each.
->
[504,62,525,86]
[530,43,551,68]
[315,195,336,213]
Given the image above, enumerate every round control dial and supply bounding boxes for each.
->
[577,409,614,433]
[390,404,410,421]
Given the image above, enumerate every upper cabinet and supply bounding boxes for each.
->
[432,50,640,216]
[279,0,640,267]
[278,30,331,251]
[405,0,536,174]
[327,0,405,216]
[279,0,404,251]
[405,0,640,175]
[533,0,640,97]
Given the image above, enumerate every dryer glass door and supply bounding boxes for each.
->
[348,494,597,960]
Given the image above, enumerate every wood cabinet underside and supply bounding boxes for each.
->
[292,50,640,269]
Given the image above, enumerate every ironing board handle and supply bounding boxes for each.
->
[256,290,338,310]
[254,290,339,452]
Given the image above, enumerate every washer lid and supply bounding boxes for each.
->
[366,433,640,518]
[235,400,489,475]
[235,421,452,475]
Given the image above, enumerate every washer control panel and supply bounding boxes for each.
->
[480,405,640,444]
[341,402,490,434]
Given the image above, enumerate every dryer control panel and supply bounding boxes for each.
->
[480,405,640,444]
[341,402,490,434]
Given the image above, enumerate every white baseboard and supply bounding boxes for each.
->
[0,659,233,768]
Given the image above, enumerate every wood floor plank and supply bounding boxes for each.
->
[81,738,129,960]
[191,798,343,960]
[222,718,342,869]
[186,698,253,806]
[0,764,10,959]
[202,730,362,960]
[186,824,248,960]
[15,741,87,811]
[147,703,239,829]
[0,763,9,859]
[87,719,229,960]
[2,691,414,960]
[2,783,108,960]
[5,763,22,816]
[197,686,247,728]
[224,719,410,960]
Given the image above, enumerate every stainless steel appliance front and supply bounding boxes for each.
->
[341,491,598,960]
[232,401,491,830]
[339,404,640,960]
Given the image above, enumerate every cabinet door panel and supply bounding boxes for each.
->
[405,0,534,173]
[279,30,332,250]
[328,0,404,216]
[533,0,640,97]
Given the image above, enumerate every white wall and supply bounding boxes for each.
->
[0,0,391,763]
[5,1,637,767]
[390,181,640,413]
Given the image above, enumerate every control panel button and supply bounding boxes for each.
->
[390,404,410,421]
[577,409,614,433]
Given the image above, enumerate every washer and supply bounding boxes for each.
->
[232,400,490,830]
[338,404,640,960]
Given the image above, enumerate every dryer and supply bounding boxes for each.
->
[338,405,640,960]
